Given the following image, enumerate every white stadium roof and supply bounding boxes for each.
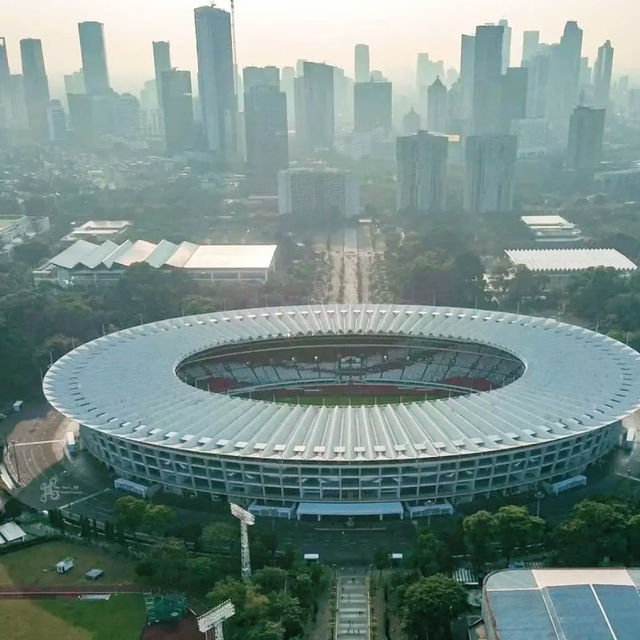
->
[505,248,637,272]
[46,239,278,272]
[42,304,640,463]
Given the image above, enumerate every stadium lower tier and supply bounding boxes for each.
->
[82,420,620,513]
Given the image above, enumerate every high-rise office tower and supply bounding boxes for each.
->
[460,34,475,121]
[567,105,605,177]
[579,57,592,88]
[161,69,194,155]
[46,99,66,141]
[333,66,350,132]
[243,66,279,93]
[464,134,517,213]
[472,24,504,134]
[396,131,448,214]
[194,5,237,162]
[427,77,448,132]
[295,61,334,154]
[402,108,421,136]
[152,41,171,108]
[354,44,370,83]
[0,37,12,128]
[522,31,540,65]
[498,19,511,73]
[417,53,445,119]
[117,93,141,138]
[548,21,583,127]
[354,80,392,132]
[593,40,614,109]
[278,167,360,219]
[525,48,551,118]
[9,75,28,130]
[78,22,110,94]
[280,66,295,129]
[64,70,85,95]
[20,38,50,140]
[244,84,288,193]
[501,67,528,130]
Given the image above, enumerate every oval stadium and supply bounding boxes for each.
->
[43,304,640,520]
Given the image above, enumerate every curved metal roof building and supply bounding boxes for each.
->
[43,305,640,515]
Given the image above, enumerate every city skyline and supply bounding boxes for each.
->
[1,0,639,96]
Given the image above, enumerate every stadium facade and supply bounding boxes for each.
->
[43,305,640,519]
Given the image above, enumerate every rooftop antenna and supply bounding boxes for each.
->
[197,600,236,640]
[230,502,255,582]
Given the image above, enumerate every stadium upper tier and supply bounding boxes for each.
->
[43,304,640,463]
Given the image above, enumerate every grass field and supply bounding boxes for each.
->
[0,594,146,640]
[0,541,136,587]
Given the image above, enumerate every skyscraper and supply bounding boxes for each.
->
[152,41,171,108]
[548,21,583,128]
[427,77,448,133]
[472,24,504,134]
[396,131,448,214]
[295,61,334,154]
[243,66,279,93]
[161,69,194,155]
[280,66,295,130]
[0,37,12,128]
[78,22,110,94]
[593,40,614,109]
[354,44,370,83]
[354,81,392,133]
[194,5,237,162]
[498,19,511,73]
[464,134,517,214]
[244,84,288,193]
[525,48,551,118]
[460,34,475,121]
[46,99,66,141]
[402,108,421,136]
[522,31,540,66]
[567,106,605,177]
[501,67,528,131]
[20,38,50,140]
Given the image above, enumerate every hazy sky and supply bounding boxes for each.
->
[2,0,639,95]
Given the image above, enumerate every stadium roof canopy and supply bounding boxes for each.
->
[43,304,640,463]
[505,248,637,272]
[483,568,640,640]
[45,239,278,272]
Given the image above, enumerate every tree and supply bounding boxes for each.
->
[200,521,237,551]
[554,499,629,566]
[401,574,468,640]
[463,510,496,571]
[408,531,450,576]
[253,567,287,594]
[141,504,176,536]
[494,505,544,565]
[267,593,305,639]
[113,496,148,531]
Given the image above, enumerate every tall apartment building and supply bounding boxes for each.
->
[245,85,288,194]
[354,44,370,83]
[427,77,448,132]
[567,106,605,177]
[354,81,391,132]
[161,69,194,155]
[295,61,334,154]
[593,40,614,109]
[464,134,517,213]
[396,131,448,214]
[278,167,360,219]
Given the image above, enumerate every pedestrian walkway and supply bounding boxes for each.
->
[335,571,369,638]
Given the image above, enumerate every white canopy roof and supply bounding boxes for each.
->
[506,248,637,272]
[43,304,640,463]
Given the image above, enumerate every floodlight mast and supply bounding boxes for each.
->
[197,599,235,640]
[230,502,255,582]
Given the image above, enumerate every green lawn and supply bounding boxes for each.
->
[0,541,136,587]
[0,594,146,640]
